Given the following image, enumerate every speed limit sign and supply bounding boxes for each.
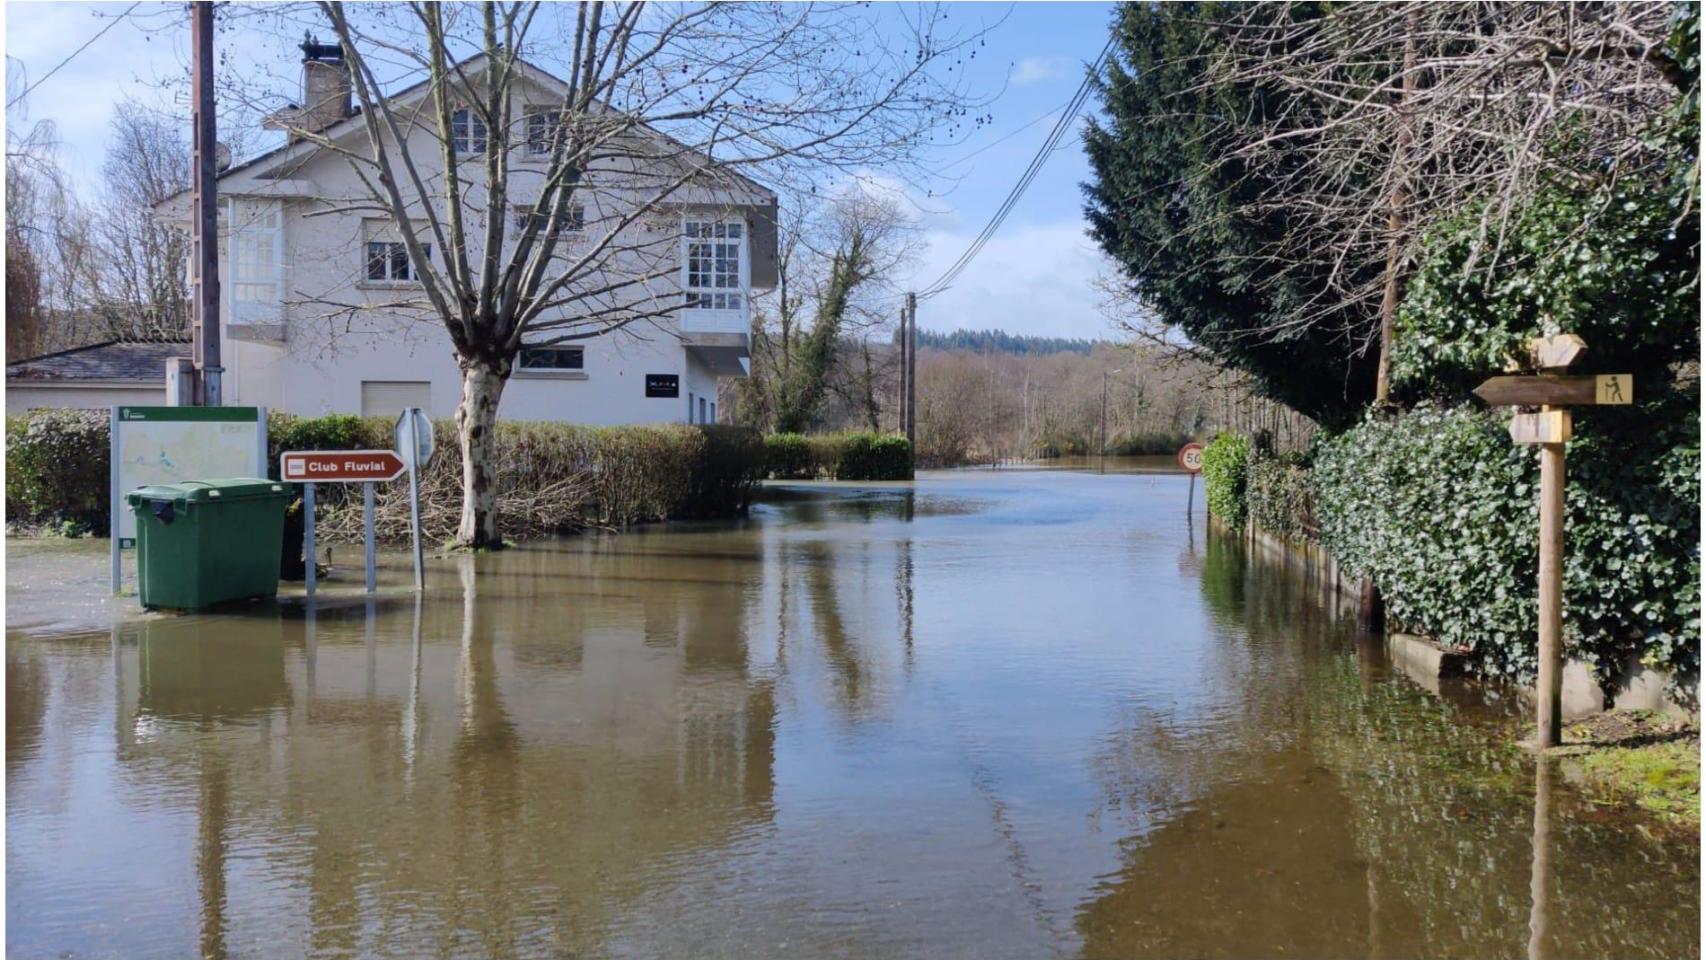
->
[1177,442,1205,474]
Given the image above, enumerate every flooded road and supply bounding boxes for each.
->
[7,465,1698,959]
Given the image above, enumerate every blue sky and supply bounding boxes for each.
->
[4,1,1121,339]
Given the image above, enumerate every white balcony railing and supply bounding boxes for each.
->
[679,301,750,337]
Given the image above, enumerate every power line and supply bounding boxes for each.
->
[7,2,142,110]
[917,37,1114,300]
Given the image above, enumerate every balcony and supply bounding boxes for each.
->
[679,296,750,377]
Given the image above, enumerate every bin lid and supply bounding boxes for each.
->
[126,477,288,506]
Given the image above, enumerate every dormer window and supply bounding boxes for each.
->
[525,108,561,156]
[451,108,487,156]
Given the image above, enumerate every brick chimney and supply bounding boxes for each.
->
[265,33,352,140]
[298,34,351,132]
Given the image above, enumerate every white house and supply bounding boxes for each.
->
[155,39,777,426]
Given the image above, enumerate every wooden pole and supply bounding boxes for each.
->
[1535,403,1565,747]
[905,292,917,447]
[190,1,222,406]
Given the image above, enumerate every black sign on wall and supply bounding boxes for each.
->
[645,374,680,398]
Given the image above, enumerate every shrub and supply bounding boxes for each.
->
[5,409,110,534]
[1201,431,1251,526]
[7,411,764,550]
[762,431,913,480]
[1312,400,1699,684]
[1394,179,1697,405]
[1247,457,1315,542]
[836,433,913,480]
[764,433,815,479]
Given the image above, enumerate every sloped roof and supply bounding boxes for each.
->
[186,52,775,204]
[7,340,190,382]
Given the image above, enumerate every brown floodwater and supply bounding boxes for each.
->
[6,465,1698,959]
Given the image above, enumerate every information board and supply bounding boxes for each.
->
[111,406,267,589]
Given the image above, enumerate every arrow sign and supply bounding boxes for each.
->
[1474,373,1633,407]
[280,449,407,483]
[1528,334,1587,370]
[1509,410,1571,445]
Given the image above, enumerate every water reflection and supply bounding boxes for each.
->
[6,470,1696,959]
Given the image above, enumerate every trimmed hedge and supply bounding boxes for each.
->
[763,431,913,481]
[1201,431,1250,526]
[6,410,765,547]
[5,409,110,534]
[1247,456,1315,542]
[1312,400,1700,684]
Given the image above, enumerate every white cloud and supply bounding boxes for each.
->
[1010,56,1071,87]
[903,218,1122,341]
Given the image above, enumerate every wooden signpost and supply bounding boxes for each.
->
[1476,335,1632,748]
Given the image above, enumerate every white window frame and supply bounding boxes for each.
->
[228,198,283,307]
[451,108,487,156]
[361,219,430,286]
[681,217,749,314]
[524,107,561,157]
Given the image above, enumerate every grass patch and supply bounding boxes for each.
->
[1554,710,1700,826]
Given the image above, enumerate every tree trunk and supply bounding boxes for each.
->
[455,359,508,549]
[1374,18,1419,406]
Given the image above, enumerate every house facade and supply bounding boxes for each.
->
[156,41,776,425]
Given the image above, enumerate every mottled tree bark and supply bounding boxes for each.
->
[455,359,508,549]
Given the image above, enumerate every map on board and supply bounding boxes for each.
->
[113,407,264,544]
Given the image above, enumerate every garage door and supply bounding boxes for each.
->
[360,381,432,418]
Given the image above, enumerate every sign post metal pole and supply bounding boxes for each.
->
[364,482,377,594]
[390,408,433,593]
[303,482,317,597]
[1176,442,1205,519]
[110,406,121,594]
[409,443,426,593]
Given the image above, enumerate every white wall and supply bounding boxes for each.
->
[6,383,165,414]
[201,67,763,427]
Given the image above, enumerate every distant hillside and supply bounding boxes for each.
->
[914,328,1103,356]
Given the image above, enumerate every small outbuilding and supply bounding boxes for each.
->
[6,339,188,413]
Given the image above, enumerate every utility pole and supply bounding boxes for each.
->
[903,292,917,447]
[896,302,909,434]
[191,1,222,406]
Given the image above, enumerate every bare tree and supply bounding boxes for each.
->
[5,58,100,355]
[1147,2,1688,403]
[253,2,984,547]
[91,99,193,340]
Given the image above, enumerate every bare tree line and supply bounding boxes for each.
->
[6,59,212,358]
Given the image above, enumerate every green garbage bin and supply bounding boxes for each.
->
[125,478,292,610]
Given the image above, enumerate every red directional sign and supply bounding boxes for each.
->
[280,449,406,483]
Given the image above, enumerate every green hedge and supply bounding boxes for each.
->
[6,410,764,546]
[1312,401,1700,684]
[5,409,110,534]
[763,431,912,480]
[1201,431,1251,526]
[1247,456,1315,542]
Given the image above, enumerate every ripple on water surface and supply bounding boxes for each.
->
[6,468,1697,959]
